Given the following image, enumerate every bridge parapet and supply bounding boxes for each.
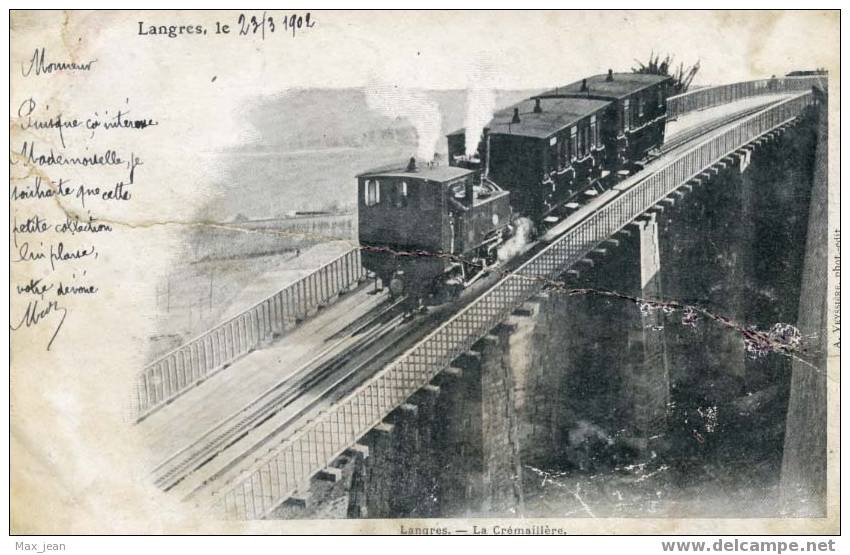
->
[212,91,815,520]
[133,248,364,421]
[668,76,825,120]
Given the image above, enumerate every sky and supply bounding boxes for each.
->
[15,10,838,90]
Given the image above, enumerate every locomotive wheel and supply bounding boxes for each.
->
[389,274,405,298]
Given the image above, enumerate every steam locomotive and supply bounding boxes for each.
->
[358,70,673,305]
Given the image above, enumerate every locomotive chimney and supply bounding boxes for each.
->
[406,156,417,172]
[606,69,614,81]
[464,179,474,206]
[512,107,521,124]
[580,78,588,92]
[533,98,542,113]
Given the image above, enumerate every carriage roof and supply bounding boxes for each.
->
[537,72,672,100]
[486,96,611,140]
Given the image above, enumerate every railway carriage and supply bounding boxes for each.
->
[450,96,612,222]
[449,71,673,221]
[537,71,673,164]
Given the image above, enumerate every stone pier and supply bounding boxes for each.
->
[780,91,829,516]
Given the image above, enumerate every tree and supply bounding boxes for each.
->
[632,52,700,94]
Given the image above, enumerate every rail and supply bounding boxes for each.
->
[667,75,825,120]
[133,247,365,421]
[213,91,814,519]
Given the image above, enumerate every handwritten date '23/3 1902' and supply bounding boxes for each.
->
[137,12,316,40]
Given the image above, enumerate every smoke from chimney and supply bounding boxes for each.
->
[463,56,497,157]
[365,81,442,160]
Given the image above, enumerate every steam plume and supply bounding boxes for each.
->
[365,82,442,160]
[464,57,497,157]
[497,217,535,263]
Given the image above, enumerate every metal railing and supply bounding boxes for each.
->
[211,91,814,520]
[667,75,825,120]
[134,248,365,421]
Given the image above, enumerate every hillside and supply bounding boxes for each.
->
[231,88,540,153]
[191,88,539,257]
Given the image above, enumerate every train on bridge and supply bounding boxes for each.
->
[358,70,674,305]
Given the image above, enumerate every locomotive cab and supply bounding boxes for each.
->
[357,159,512,305]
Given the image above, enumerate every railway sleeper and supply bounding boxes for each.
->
[372,421,395,435]
[563,268,581,281]
[443,365,464,379]
[578,257,595,270]
[511,301,541,318]
[398,402,419,418]
[421,383,441,398]
[470,335,499,357]
[344,443,370,460]
[451,351,482,372]
[316,467,343,483]
[282,490,312,510]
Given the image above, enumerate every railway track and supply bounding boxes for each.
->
[151,295,408,492]
[660,98,786,154]
[176,299,454,502]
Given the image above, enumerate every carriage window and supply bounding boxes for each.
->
[583,127,590,156]
[365,179,380,206]
[623,100,630,130]
[548,137,558,171]
[578,127,584,157]
[558,137,567,169]
[394,181,409,207]
[570,127,578,160]
[590,116,597,149]
[638,96,644,118]
[657,88,663,108]
[595,117,602,148]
